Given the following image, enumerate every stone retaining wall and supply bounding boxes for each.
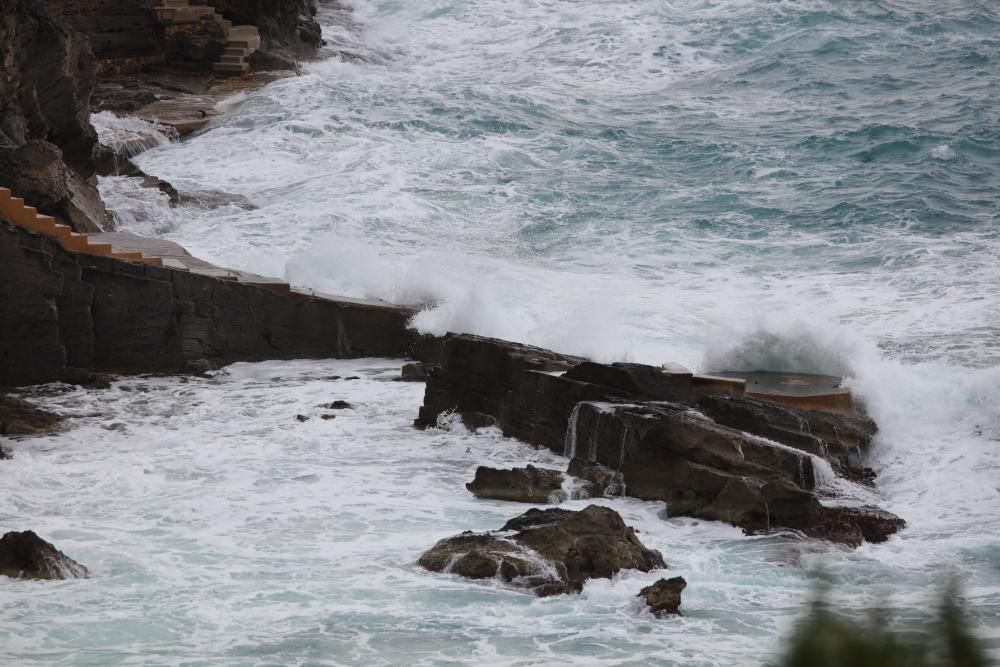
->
[0,221,420,386]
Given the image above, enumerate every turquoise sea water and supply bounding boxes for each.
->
[5,0,1000,664]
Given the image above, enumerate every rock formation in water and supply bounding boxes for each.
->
[418,505,665,596]
[0,531,88,580]
[416,333,905,547]
[638,577,687,617]
[0,396,64,437]
[466,465,566,504]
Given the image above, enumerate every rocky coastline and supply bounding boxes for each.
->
[1,0,905,625]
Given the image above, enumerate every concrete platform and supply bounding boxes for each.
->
[710,371,854,415]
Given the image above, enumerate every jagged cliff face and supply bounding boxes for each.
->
[36,0,161,66]
[0,0,108,232]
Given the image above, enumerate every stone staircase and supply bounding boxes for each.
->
[1,186,294,293]
[152,0,261,77]
[0,187,163,266]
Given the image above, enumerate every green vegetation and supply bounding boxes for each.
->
[780,584,989,667]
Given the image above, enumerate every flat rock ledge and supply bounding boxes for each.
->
[639,576,687,617]
[418,505,665,596]
[417,333,905,547]
[0,531,88,580]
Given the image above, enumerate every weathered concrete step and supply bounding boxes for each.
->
[153,5,214,23]
[224,47,249,57]
[219,55,245,65]
[213,62,249,75]
[161,0,189,7]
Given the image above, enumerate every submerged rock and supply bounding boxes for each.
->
[319,400,353,410]
[0,531,87,580]
[0,396,63,436]
[639,576,687,617]
[466,465,566,504]
[418,505,665,596]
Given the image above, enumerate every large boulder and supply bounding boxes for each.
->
[0,531,88,580]
[418,505,665,596]
[466,465,566,504]
[638,576,687,617]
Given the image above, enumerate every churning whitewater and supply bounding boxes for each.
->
[5,0,1000,664]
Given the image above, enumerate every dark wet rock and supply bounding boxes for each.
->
[320,414,336,421]
[418,505,665,596]
[639,576,687,617]
[459,411,496,432]
[0,396,64,436]
[319,400,353,410]
[399,361,434,382]
[295,414,310,422]
[741,505,906,548]
[0,530,88,580]
[564,361,691,402]
[0,443,7,459]
[0,1,108,232]
[696,394,877,475]
[567,460,625,498]
[466,465,565,504]
[416,334,596,449]
[415,334,903,548]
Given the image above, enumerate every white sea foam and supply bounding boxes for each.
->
[51,0,1000,662]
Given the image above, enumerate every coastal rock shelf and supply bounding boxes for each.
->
[0,219,420,386]
[416,334,905,547]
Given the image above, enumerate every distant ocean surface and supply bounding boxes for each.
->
[4,0,998,664]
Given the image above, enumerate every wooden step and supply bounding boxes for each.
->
[62,233,92,252]
[141,256,165,267]
[33,214,58,233]
[13,206,41,228]
[80,243,114,257]
[50,223,74,241]
[111,251,145,262]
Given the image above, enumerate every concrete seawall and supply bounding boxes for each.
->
[0,220,421,386]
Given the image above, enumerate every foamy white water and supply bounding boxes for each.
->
[6,0,1000,663]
